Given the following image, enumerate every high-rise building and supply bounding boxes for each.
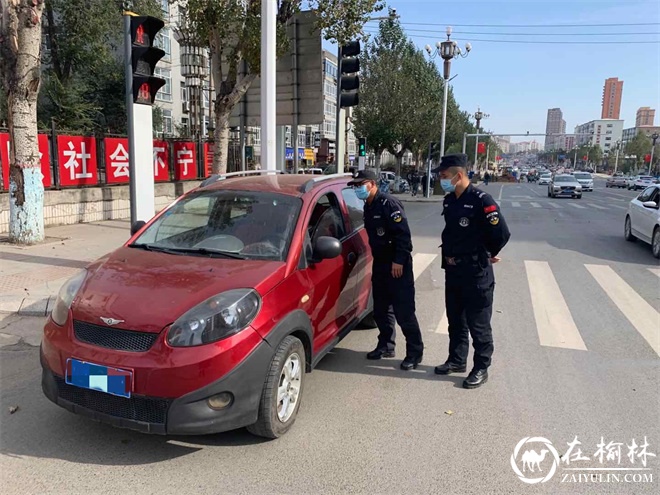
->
[574,119,624,152]
[601,78,623,119]
[544,108,565,150]
[636,107,655,127]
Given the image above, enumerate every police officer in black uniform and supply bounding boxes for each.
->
[433,154,510,388]
[348,170,424,370]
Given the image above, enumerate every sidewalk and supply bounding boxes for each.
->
[0,220,130,316]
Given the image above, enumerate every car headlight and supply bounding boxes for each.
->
[167,289,261,347]
[51,270,87,326]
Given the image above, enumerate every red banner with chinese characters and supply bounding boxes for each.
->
[173,141,197,180]
[105,137,130,184]
[0,133,52,189]
[57,135,98,186]
[477,142,486,154]
[203,142,214,177]
[153,140,170,182]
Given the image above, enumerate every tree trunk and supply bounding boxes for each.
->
[212,107,231,174]
[1,0,45,244]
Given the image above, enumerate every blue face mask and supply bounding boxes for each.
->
[441,175,457,193]
[355,184,370,200]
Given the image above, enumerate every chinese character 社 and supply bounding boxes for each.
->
[63,141,92,180]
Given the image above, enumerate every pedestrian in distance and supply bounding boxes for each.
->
[484,171,490,186]
[348,170,425,370]
[411,171,419,197]
[433,154,511,389]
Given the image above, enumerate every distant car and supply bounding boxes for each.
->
[625,184,660,258]
[629,176,657,191]
[548,174,582,199]
[298,168,324,175]
[573,172,594,192]
[606,175,627,188]
[538,174,552,185]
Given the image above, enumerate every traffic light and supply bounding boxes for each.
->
[339,41,360,108]
[358,138,367,157]
[130,16,166,105]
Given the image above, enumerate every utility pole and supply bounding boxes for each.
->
[649,133,659,175]
[261,0,276,171]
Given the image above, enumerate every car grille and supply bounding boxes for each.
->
[560,186,575,190]
[73,320,159,352]
[55,376,170,424]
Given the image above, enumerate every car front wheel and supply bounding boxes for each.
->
[248,335,305,439]
[624,216,636,242]
[652,228,660,259]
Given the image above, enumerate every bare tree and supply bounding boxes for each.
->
[0,0,45,244]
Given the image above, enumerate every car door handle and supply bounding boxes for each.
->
[347,252,357,265]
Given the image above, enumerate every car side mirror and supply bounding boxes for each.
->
[313,236,342,261]
[131,220,146,236]
[642,201,658,209]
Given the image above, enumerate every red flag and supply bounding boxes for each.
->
[583,155,588,160]
[477,142,486,154]
[645,154,651,163]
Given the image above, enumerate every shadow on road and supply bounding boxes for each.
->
[315,347,465,388]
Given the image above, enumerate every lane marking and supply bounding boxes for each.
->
[587,203,608,210]
[648,268,660,278]
[434,310,449,334]
[548,202,562,209]
[567,203,586,209]
[498,185,503,201]
[530,202,542,208]
[610,204,627,210]
[512,201,521,208]
[413,253,438,281]
[586,264,660,357]
[524,261,587,351]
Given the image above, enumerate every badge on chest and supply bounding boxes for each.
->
[377,227,385,236]
[459,217,470,227]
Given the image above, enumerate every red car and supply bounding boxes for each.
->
[41,171,374,438]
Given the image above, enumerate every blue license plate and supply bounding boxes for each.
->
[65,358,132,398]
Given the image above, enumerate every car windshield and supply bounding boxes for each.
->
[574,173,591,179]
[541,174,551,178]
[638,176,653,181]
[554,176,574,182]
[131,190,302,261]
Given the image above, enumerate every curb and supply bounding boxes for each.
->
[0,295,55,317]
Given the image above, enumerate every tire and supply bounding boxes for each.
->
[576,195,582,199]
[652,228,660,259]
[247,335,305,439]
[624,216,636,242]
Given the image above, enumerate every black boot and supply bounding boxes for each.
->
[434,362,467,375]
[463,369,488,389]
[400,355,423,370]
[367,348,395,360]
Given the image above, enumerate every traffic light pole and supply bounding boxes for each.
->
[124,12,138,226]
[334,45,344,174]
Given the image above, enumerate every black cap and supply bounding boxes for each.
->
[433,153,468,173]
[348,169,378,185]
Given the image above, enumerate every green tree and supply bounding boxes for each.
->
[625,132,652,168]
[40,0,160,133]
[178,0,383,174]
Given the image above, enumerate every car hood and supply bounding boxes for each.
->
[71,247,286,333]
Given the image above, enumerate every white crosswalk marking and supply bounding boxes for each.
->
[567,203,586,209]
[530,202,542,208]
[524,261,587,351]
[586,265,660,357]
[434,310,449,334]
[587,203,608,210]
[649,268,660,278]
[413,253,437,281]
[548,202,562,209]
[610,204,627,210]
[511,201,521,207]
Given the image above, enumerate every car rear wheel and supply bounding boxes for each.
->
[576,194,582,199]
[652,228,660,259]
[624,216,636,242]
[247,335,305,439]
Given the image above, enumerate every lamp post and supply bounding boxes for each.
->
[649,133,659,175]
[472,107,489,171]
[425,27,471,160]
[614,140,621,174]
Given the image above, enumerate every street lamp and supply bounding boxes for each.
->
[649,133,659,175]
[471,107,489,171]
[425,27,471,160]
[614,139,621,174]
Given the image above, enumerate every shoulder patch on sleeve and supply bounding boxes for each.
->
[391,210,403,223]
[484,205,497,213]
[477,192,485,198]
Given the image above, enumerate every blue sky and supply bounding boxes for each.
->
[358,0,660,142]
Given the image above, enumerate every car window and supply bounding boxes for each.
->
[134,190,302,261]
[574,173,591,179]
[637,187,656,202]
[341,188,365,231]
[304,193,346,260]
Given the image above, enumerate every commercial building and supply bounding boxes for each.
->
[574,119,624,152]
[636,107,655,127]
[493,135,511,154]
[601,78,623,120]
[544,108,565,151]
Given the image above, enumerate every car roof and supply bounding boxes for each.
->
[198,172,353,197]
